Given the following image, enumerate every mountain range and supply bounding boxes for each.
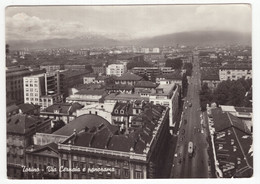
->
[7,31,251,50]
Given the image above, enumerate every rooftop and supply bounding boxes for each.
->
[115,72,143,81]
[42,102,83,114]
[134,81,158,88]
[59,103,167,154]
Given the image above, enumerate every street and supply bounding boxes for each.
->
[171,53,211,178]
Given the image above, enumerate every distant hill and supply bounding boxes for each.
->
[7,35,120,50]
[128,31,251,46]
[7,30,251,50]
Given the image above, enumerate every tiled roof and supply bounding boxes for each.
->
[106,84,134,91]
[18,103,40,113]
[134,81,158,88]
[7,114,41,134]
[156,71,182,80]
[61,103,166,154]
[211,108,251,134]
[53,114,112,136]
[115,72,143,81]
[108,135,135,152]
[6,104,19,114]
[76,88,106,96]
[43,103,83,114]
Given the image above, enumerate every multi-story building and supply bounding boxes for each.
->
[66,86,107,106]
[40,65,63,73]
[64,64,89,71]
[149,83,180,133]
[210,107,253,178]
[106,84,134,94]
[219,64,252,81]
[201,73,220,90]
[76,102,116,123]
[25,143,59,179]
[17,103,41,116]
[6,66,45,105]
[92,64,106,75]
[83,74,97,84]
[155,72,183,86]
[23,73,63,109]
[58,70,91,98]
[114,72,143,86]
[106,63,127,77]
[131,67,173,81]
[32,104,170,179]
[40,102,84,125]
[134,81,158,96]
[104,93,149,104]
[7,114,51,179]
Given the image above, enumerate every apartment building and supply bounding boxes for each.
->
[106,63,127,77]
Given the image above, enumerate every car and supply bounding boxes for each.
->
[189,103,192,107]
[185,106,188,109]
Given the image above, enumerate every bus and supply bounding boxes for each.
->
[188,141,194,158]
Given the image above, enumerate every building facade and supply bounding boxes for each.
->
[219,64,252,81]
[6,66,45,105]
[106,63,127,77]
[7,114,52,179]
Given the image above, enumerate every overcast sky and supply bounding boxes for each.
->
[5,5,251,41]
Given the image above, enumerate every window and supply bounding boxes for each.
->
[218,144,223,150]
[233,146,237,152]
[227,130,231,136]
[123,169,129,178]
[237,157,241,165]
[115,168,120,177]
[231,139,234,145]
[135,171,142,179]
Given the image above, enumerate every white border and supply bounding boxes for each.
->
[1,1,259,184]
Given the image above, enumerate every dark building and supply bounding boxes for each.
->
[40,102,84,125]
[30,103,171,179]
[6,66,46,105]
[7,114,52,179]
[57,70,91,98]
[92,64,106,75]
[25,143,59,179]
[211,108,253,178]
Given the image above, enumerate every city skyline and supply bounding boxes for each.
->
[6,4,251,41]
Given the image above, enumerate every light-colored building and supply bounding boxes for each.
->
[76,102,116,123]
[106,63,127,77]
[23,73,63,109]
[66,88,107,106]
[114,72,143,86]
[219,64,252,81]
[152,48,160,53]
[83,74,97,84]
[149,83,180,133]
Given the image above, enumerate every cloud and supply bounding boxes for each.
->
[6,12,88,40]
[5,5,251,41]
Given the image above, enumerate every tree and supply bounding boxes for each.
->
[199,83,212,111]
[182,73,188,97]
[183,63,193,76]
[51,120,66,133]
[226,80,246,106]
[165,58,183,69]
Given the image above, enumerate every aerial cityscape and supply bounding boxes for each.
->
[5,5,253,179]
